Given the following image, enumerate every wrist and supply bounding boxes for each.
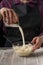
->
[39,36,43,44]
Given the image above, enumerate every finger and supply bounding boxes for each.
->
[31,37,37,45]
[13,12,18,23]
[5,10,10,24]
[7,9,12,24]
[32,41,41,51]
[13,14,18,23]
[32,44,40,51]
[15,14,19,23]
[32,38,39,51]
[11,10,16,24]
[9,10,13,24]
[13,15,16,23]
[9,9,16,24]
[32,46,37,51]
[0,8,6,22]
[10,9,14,24]
[32,44,38,51]
[3,11,6,22]
[12,10,19,23]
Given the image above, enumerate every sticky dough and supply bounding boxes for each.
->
[13,44,33,56]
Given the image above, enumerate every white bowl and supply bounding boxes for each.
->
[13,44,33,57]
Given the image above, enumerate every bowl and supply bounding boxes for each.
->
[13,44,33,57]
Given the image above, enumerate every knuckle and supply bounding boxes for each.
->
[2,7,7,11]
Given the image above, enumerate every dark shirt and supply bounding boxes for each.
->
[0,0,43,35]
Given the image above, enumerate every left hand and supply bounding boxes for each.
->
[31,36,43,51]
[0,8,19,24]
[20,0,30,3]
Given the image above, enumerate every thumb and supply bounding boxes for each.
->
[31,37,37,45]
[32,37,40,51]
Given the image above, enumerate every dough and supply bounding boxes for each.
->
[13,44,33,56]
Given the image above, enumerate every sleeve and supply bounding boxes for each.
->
[38,0,43,36]
[0,1,2,8]
[0,0,14,8]
[40,20,43,36]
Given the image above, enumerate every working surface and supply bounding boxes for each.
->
[0,47,43,65]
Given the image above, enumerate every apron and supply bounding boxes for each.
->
[7,0,41,46]
[0,19,6,47]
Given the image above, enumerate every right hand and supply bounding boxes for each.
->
[31,36,43,51]
[0,8,19,24]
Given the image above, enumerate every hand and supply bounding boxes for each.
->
[20,0,30,3]
[0,8,19,24]
[31,36,43,51]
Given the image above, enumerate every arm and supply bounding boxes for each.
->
[0,0,19,24]
[38,0,43,36]
[31,0,43,51]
